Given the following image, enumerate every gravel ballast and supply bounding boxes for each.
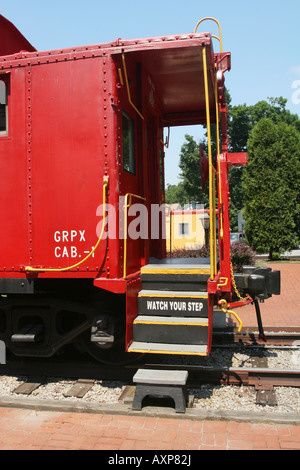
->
[0,347,300,415]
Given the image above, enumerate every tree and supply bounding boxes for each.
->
[242,118,300,259]
[165,182,188,206]
[227,97,300,231]
[178,134,209,205]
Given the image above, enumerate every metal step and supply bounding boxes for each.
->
[128,341,208,356]
[141,263,210,275]
[140,258,211,292]
[132,314,208,345]
[139,289,209,296]
[134,315,208,325]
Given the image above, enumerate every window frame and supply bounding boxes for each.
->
[0,75,9,137]
[178,222,190,237]
[122,109,136,175]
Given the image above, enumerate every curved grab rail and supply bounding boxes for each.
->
[194,17,223,53]
[218,299,243,333]
[121,54,144,120]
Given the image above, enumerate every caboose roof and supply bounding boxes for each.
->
[0,15,36,56]
[0,17,230,126]
[111,33,219,126]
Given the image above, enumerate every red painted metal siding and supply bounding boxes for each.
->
[0,55,120,278]
[0,68,30,272]
[30,59,108,274]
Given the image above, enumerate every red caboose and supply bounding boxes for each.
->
[0,15,280,363]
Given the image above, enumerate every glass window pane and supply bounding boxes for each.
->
[0,80,7,134]
[122,110,135,174]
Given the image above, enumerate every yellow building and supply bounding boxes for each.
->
[165,205,208,252]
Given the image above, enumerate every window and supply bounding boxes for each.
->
[0,78,8,135]
[159,149,164,191]
[122,110,135,174]
[179,223,189,237]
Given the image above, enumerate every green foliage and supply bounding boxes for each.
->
[228,97,300,152]
[166,95,300,255]
[167,241,257,274]
[227,96,300,231]
[167,245,210,258]
[165,182,188,206]
[242,118,300,259]
[178,134,209,205]
[230,241,257,273]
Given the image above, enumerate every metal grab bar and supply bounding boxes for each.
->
[194,17,223,53]
[218,299,243,332]
[25,177,109,272]
[121,54,144,120]
[160,127,170,148]
[202,46,217,279]
[123,193,146,278]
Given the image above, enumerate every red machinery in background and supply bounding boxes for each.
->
[0,15,280,363]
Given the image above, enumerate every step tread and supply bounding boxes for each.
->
[141,265,210,273]
[134,315,208,325]
[133,369,188,385]
[139,290,208,298]
[128,341,207,355]
[146,257,210,266]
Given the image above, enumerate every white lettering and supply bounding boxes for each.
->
[188,302,204,311]
[71,246,77,258]
[70,230,77,241]
[79,230,86,242]
[62,231,69,242]
[62,246,69,257]
[55,247,61,257]
[108,455,143,467]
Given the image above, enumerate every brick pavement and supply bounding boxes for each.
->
[0,407,299,450]
[231,262,300,327]
[0,261,299,451]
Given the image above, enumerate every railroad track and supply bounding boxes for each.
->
[213,327,300,347]
[2,364,300,409]
[1,329,300,409]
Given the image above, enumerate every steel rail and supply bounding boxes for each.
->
[213,329,300,347]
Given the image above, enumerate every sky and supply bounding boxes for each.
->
[1,0,299,185]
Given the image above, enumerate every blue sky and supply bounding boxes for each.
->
[1,0,299,184]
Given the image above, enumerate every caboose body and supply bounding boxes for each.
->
[0,15,280,362]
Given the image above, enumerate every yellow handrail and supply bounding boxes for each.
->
[194,17,223,53]
[121,54,144,120]
[214,71,224,240]
[218,299,243,332]
[123,193,146,278]
[202,46,217,279]
[25,177,109,272]
[160,127,170,148]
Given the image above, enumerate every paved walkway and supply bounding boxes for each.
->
[233,262,300,328]
[0,407,299,450]
[0,261,299,451]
